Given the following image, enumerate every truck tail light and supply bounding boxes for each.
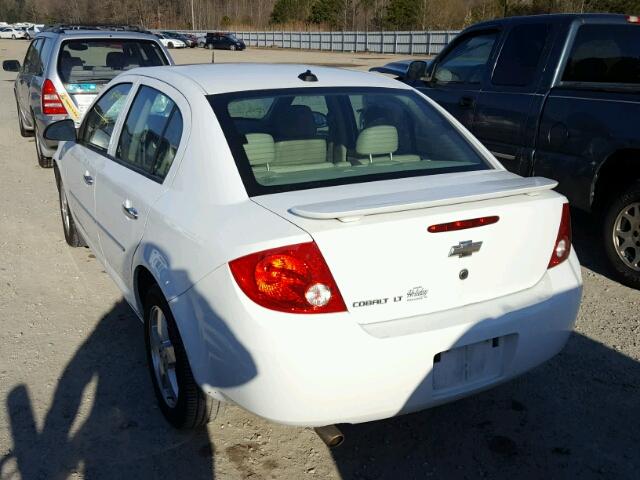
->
[627,15,640,23]
[229,242,347,314]
[548,203,572,268]
[42,79,67,115]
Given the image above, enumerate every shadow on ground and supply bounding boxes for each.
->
[331,336,639,479]
[0,301,215,480]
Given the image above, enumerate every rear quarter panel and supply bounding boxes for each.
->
[534,88,640,211]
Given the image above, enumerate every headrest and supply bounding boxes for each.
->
[106,52,124,69]
[356,125,398,156]
[243,133,275,166]
[275,105,317,139]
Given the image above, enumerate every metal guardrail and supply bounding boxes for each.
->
[171,30,460,55]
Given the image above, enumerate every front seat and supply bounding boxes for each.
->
[272,105,330,171]
[355,125,421,164]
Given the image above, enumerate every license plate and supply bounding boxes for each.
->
[432,335,514,391]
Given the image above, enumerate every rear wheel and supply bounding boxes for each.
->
[603,182,640,288]
[11,34,16,40]
[144,285,217,429]
[33,119,53,168]
[229,44,236,51]
[207,43,214,50]
[167,42,174,49]
[55,169,85,247]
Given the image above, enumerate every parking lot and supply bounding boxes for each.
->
[0,38,639,480]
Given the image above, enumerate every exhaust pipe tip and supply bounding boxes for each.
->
[314,425,344,448]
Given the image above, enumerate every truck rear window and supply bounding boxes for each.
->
[58,39,168,84]
[563,24,640,84]
[210,87,490,195]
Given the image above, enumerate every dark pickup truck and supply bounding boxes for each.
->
[373,13,640,288]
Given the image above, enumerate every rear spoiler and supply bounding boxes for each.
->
[290,176,558,222]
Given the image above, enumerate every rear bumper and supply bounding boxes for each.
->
[170,251,582,427]
[34,113,67,157]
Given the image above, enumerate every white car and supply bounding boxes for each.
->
[154,33,186,49]
[0,27,27,39]
[45,64,583,431]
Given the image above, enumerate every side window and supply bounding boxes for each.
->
[81,83,132,152]
[434,31,498,85]
[38,39,52,74]
[116,85,182,180]
[22,39,41,74]
[563,24,640,84]
[492,24,551,87]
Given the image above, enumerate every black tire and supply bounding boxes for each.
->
[16,99,33,138]
[229,44,236,51]
[11,34,16,40]
[55,167,85,247]
[144,285,217,429]
[167,42,174,49]
[207,43,214,50]
[602,181,640,289]
[33,119,53,168]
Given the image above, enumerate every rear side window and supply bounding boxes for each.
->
[81,83,132,152]
[492,24,551,87]
[23,39,43,75]
[563,24,640,84]
[57,39,168,85]
[433,31,498,84]
[116,85,182,181]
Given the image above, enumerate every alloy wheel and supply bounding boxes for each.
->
[612,202,640,271]
[149,305,179,408]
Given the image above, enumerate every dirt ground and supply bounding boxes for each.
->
[0,39,638,480]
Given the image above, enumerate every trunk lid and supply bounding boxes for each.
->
[251,170,565,324]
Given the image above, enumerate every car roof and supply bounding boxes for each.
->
[36,30,160,41]
[124,63,414,95]
[469,12,629,30]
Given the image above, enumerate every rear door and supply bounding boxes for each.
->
[94,80,187,295]
[472,22,556,176]
[16,38,42,121]
[63,82,133,254]
[417,29,500,130]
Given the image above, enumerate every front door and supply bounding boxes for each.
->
[417,29,500,131]
[95,83,185,298]
[63,82,133,253]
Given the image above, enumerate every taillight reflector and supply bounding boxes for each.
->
[627,15,640,23]
[229,242,347,314]
[548,203,572,268]
[42,79,67,115]
[428,216,499,233]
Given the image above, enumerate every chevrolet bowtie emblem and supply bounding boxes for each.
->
[449,240,483,258]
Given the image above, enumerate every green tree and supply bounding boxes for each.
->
[308,0,343,28]
[270,0,313,24]
[384,0,421,29]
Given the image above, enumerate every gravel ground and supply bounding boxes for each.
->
[0,40,638,480]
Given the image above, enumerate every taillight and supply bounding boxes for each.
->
[428,216,499,233]
[627,15,639,23]
[42,79,67,115]
[548,203,572,268]
[229,242,347,314]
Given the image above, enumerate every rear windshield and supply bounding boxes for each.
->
[210,87,489,195]
[57,39,168,84]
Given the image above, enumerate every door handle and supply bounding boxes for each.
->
[83,171,94,185]
[122,200,138,220]
[459,96,475,108]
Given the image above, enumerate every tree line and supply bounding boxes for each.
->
[1,0,637,31]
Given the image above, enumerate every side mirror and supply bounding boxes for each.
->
[312,111,328,129]
[2,60,21,72]
[44,119,77,142]
[405,60,428,82]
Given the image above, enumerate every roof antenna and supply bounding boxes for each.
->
[298,69,318,82]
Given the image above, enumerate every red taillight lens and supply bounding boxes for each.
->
[428,216,499,233]
[548,203,572,268]
[42,79,67,115]
[229,242,347,314]
[627,15,639,23]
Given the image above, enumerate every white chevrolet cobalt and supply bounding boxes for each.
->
[45,64,583,431]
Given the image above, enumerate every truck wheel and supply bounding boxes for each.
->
[55,168,85,247]
[603,182,640,288]
[33,120,53,168]
[144,285,218,429]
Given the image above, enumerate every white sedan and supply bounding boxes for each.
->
[0,27,27,39]
[45,64,583,431]
[154,33,186,49]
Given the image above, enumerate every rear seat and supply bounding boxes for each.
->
[355,125,421,164]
